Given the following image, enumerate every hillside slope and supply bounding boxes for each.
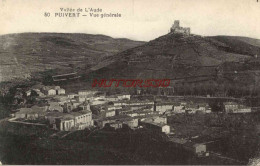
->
[207,36,260,56]
[89,33,260,88]
[0,33,145,82]
[90,33,256,77]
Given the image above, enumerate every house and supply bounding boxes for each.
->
[185,104,199,114]
[110,121,123,129]
[42,86,56,96]
[54,110,93,131]
[105,95,120,102]
[224,102,251,113]
[113,100,154,107]
[91,103,118,118]
[53,95,69,105]
[71,101,81,109]
[78,90,89,96]
[45,111,65,128]
[205,109,212,113]
[31,105,48,112]
[169,137,207,155]
[25,90,31,96]
[236,106,251,113]
[68,93,77,99]
[95,115,138,129]
[129,109,155,117]
[128,105,147,111]
[140,115,167,124]
[56,114,75,131]
[57,88,65,95]
[153,116,167,124]
[155,103,173,114]
[104,110,116,117]
[196,103,211,114]
[107,105,122,111]
[15,108,31,119]
[162,125,171,134]
[75,95,87,103]
[183,142,207,155]
[173,105,185,114]
[117,94,131,100]
[15,107,47,120]
[91,99,108,105]
[78,90,97,97]
[140,121,171,134]
[70,110,93,128]
[223,102,239,113]
[26,111,40,120]
[48,102,63,112]
[126,112,138,117]
[233,105,251,113]
[101,108,116,118]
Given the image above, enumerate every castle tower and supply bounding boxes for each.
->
[171,20,180,32]
[173,20,180,28]
[170,20,190,35]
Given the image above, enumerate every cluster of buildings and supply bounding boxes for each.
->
[166,102,212,115]
[223,102,252,113]
[12,83,253,134]
[26,85,66,97]
[91,98,170,133]
[13,86,95,131]
[12,85,174,133]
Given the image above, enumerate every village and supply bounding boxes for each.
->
[6,82,255,160]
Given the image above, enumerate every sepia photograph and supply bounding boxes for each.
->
[0,0,260,165]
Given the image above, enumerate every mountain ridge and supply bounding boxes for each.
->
[0,32,145,82]
[88,33,260,89]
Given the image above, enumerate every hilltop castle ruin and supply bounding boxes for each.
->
[170,20,190,35]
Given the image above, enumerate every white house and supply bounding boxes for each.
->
[57,88,66,95]
[42,87,56,96]
[156,104,173,114]
[25,90,31,96]
[56,110,93,131]
[173,105,185,114]
[161,125,171,134]
[117,94,131,100]
[223,102,239,113]
[78,90,97,97]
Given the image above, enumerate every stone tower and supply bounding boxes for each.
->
[170,20,190,35]
[172,20,180,29]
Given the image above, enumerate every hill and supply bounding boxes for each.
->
[90,33,258,78]
[89,33,260,95]
[0,33,145,82]
[207,36,260,56]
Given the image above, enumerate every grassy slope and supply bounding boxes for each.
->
[90,33,260,87]
[0,33,145,82]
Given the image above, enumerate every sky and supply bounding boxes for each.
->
[0,0,260,41]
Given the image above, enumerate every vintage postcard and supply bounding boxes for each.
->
[0,0,260,165]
